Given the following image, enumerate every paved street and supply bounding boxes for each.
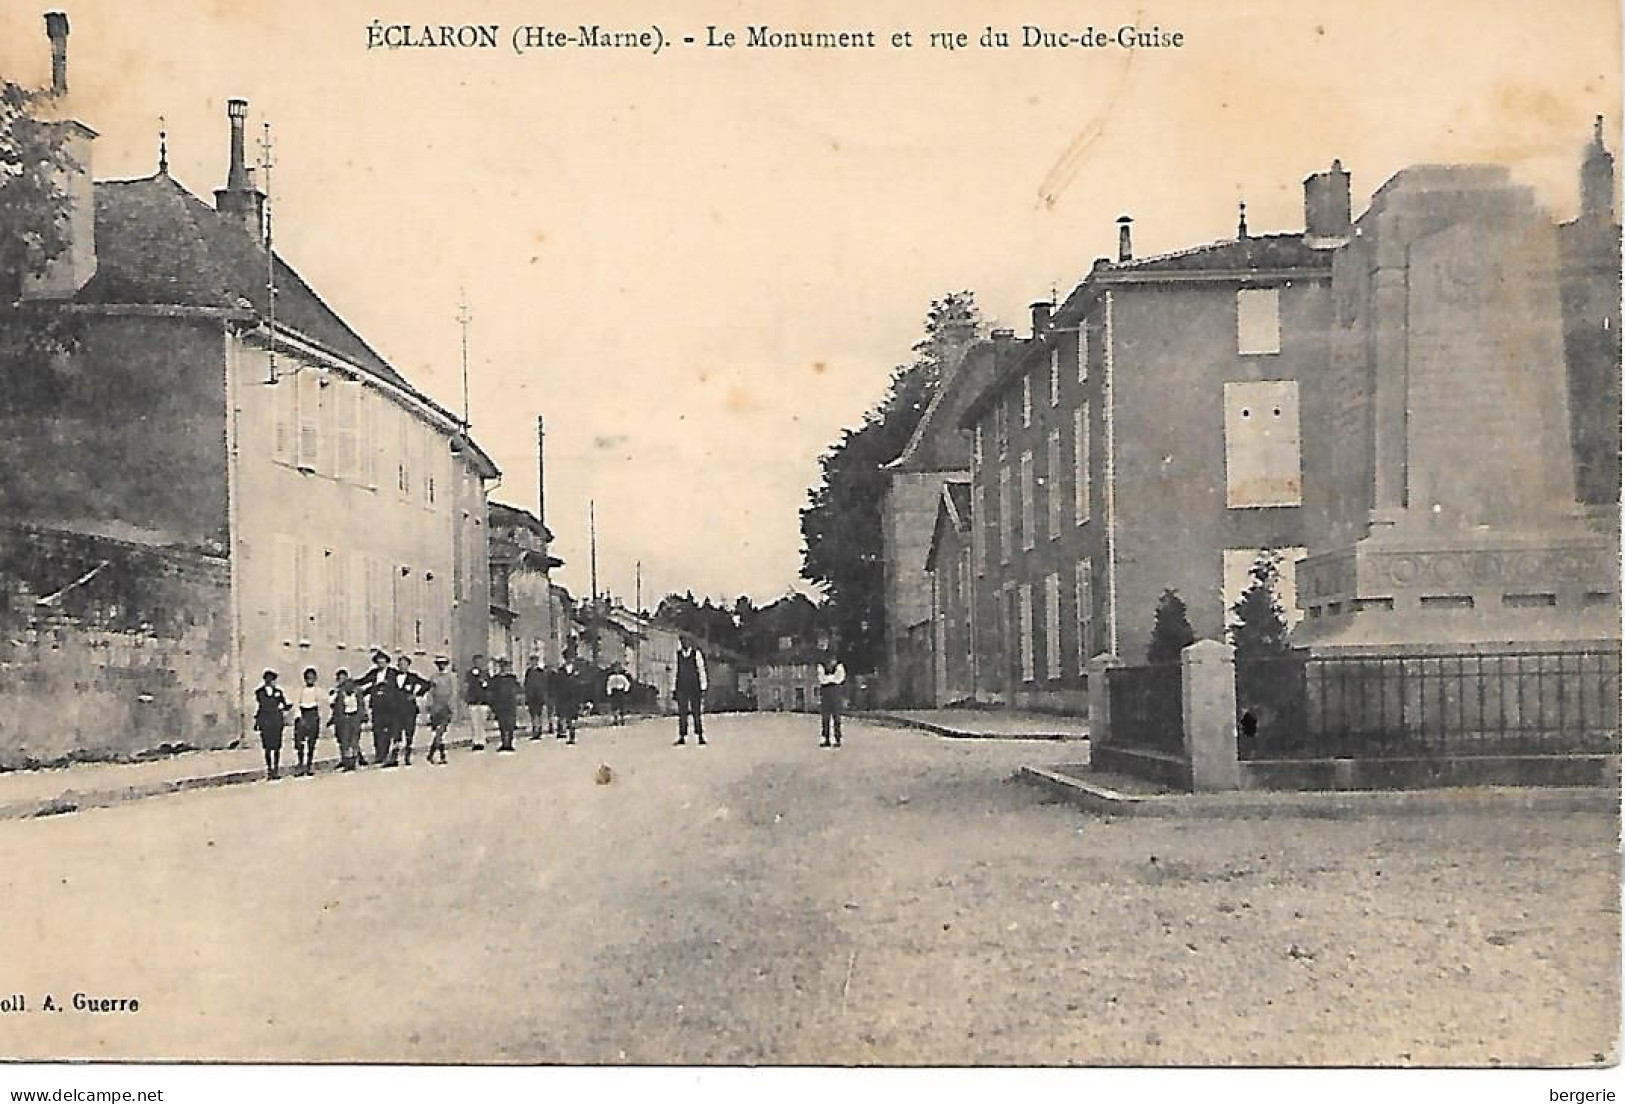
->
[0,714,1615,1066]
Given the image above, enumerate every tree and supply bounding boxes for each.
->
[1229,552,1293,659]
[0,76,79,384]
[799,292,981,672]
[1145,588,1195,665]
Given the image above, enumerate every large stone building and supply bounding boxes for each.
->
[879,334,1027,705]
[957,186,1338,707]
[488,502,564,666]
[0,16,498,746]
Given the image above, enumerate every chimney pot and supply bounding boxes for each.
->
[44,12,69,96]
[1116,215,1134,262]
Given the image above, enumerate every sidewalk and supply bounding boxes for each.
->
[0,711,657,822]
[859,708,1089,741]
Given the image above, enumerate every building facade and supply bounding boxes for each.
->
[923,481,974,706]
[488,502,563,666]
[0,19,498,744]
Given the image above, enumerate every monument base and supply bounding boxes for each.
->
[1295,524,1620,652]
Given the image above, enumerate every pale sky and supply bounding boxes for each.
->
[2,0,1617,605]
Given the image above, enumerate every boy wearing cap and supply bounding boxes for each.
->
[253,669,291,780]
[424,655,457,764]
[330,669,365,771]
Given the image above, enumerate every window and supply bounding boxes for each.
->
[346,549,368,646]
[1045,429,1062,540]
[994,405,1008,458]
[1237,287,1281,355]
[295,369,322,472]
[272,375,296,465]
[396,411,412,499]
[1019,584,1035,683]
[361,389,379,488]
[1076,326,1089,383]
[333,380,362,481]
[1019,451,1035,551]
[1075,561,1093,673]
[272,534,297,644]
[1074,403,1090,523]
[998,466,1012,565]
[1048,346,1061,406]
[1021,374,1033,428]
[973,424,983,467]
[1222,547,1309,632]
[1044,573,1062,680]
[1224,381,1302,507]
[973,483,988,576]
[295,540,316,644]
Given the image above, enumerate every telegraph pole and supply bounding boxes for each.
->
[457,289,473,427]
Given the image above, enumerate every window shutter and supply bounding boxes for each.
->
[272,535,296,644]
[1074,403,1090,523]
[272,375,296,464]
[295,369,320,471]
[333,381,361,481]
[361,388,379,488]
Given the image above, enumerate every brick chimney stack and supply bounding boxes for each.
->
[44,12,69,95]
[1304,159,1353,248]
[1029,300,1052,337]
[214,99,267,240]
[1116,215,1133,262]
[1581,115,1616,223]
[22,13,98,299]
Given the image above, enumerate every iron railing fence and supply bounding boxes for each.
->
[1104,663,1185,756]
[1236,649,1622,760]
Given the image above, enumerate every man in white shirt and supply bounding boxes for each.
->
[673,641,708,746]
[817,649,847,748]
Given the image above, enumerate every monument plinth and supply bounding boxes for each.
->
[1296,165,1619,651]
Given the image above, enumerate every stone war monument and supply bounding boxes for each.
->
[1296,164,1620,650]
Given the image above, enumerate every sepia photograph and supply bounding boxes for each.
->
[0,0,1619,1095]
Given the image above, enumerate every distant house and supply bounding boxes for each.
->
[878,334,1023,707]
[487,502,563,666]
[0,18,497,756]
[745,593,830,712]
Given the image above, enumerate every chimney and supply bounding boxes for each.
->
[990,327,1016,342]
[1029,300,1053,337]
[1116,215,1133,262]
[1304,159,1353,247]
[44,12,69,95]
[214,99,267,239]
[22,13,97,299]
[1581,115,1616,223]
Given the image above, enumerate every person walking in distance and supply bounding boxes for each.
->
[673,639,708,746]
[817,648,847,748]
[254,669,291,780]
[465,656,491,751]
[330,669,365,772]
[554,655,581,744]
[424,655,457,765]
[488,657,523,753]
[605,667,632,726]
[523,654,550,741]
[292,666,323,776]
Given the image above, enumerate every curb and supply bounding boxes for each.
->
[859,712,1088,742]
[0,734,495,824]
[1018,765,1623,819]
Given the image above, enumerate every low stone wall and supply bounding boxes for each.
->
[0,527,237,769]
[1090,744,1191,789]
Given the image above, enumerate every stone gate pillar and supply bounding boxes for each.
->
[1182,639,1241,791]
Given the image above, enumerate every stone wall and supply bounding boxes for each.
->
[0,526,236,769]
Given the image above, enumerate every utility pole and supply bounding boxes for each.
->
[588,500,600,664]
[536,415,546,531]
[259,119,278,385]
[457,289,472,428]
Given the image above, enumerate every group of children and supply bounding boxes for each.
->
[252,650,461,780]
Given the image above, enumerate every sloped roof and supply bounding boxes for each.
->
[1106,232,1331,276]
[889,337,1026,473]
[76,174,497,477]
[925,479,971,574]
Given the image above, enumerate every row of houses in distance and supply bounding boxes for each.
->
[887,127,1622,711]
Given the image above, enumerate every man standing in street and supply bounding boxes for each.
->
[554,655,581,744]
[488,657,522,753]
[465,656,491,751]
[817,648,847,748]
[605,666,632,726]
[355,650,396,767]
[388,654,429,767]
[673,639,707,746]
[523,654,550,740]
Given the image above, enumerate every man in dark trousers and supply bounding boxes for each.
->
[354,650,395,767]
[673,640,708,746]
[387,654,430,766]
[487,657,522,753]
[465,656,491,751]
[523,654,550,740]
[816,648,847,748]
[253,669,291,780]
[554,655,581,744]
